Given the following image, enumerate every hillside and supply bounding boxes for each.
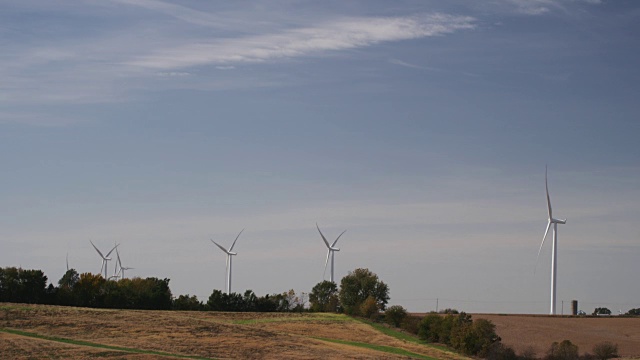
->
[1,303,467,359]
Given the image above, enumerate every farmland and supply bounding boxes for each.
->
[0,303,467,359]
[474,314,640,358]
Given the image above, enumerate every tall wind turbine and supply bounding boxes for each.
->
[316,223,346,283]
[90,240,118,278]
[536,166,567,315]
[210,229,244,294]
[114,247,134,279]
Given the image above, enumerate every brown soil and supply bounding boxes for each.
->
[473,314,640,359]
[0,303,465,359]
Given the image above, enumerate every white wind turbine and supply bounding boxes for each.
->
[210,229,244,294]
[316,223,346,283]
[90,240,119,278]
[536,166,567,315]
[114,247,134,279]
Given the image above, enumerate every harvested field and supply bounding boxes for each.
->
[474,314,640,359]
[0,303,466,359]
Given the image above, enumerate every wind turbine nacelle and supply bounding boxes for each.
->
[553,218,567,224]
[331,248,340,252]
[229,252,237,256]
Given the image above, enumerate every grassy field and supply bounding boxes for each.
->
[0,303,468,359]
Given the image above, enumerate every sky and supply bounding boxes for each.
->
[1,0,639,314]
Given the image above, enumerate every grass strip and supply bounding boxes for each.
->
[315,337,438,360]
[233,313,354,324]
[354,317,454,353]
[0,328,213,360]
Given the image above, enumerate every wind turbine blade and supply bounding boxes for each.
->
[323,250,331,278]
[316,223,331,249]
[211,239,230,254]
[535,221,552,274]
[546,166,552,219]
[105,243,119,258]
[331,230,347,247]
[229,229,244,252]
[116,248,122,268]
[90,240,105,259]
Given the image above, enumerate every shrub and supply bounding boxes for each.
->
[519,346,537,360]
[545,340,579,360]
[592,341,618,360]
[418,313,443,342]
[400,315,420,335]
[439,308,459,314]
[384,305,408,327]
[487,343,518,360]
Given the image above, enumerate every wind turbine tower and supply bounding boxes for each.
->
[536,166,567,315]
[210,229,244,294]
[316,223,346,283]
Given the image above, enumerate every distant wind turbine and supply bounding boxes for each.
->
[114,247,134,280]
[536,166,567,315]
[90,240,119,278]
[66,253,69,272]
[210,229,244,294]
[316,223,346,283]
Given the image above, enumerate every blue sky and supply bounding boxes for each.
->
[1,0,639,313]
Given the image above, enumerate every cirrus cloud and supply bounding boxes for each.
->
[127,14,476,70]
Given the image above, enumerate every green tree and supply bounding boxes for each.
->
[625,308,640,316]
[0,267,48,304]
[360,295,380,319]
[339,268,389,316]
[465,318,501,357]
[592,341,618,360]
[545,340,579,360]
[309,280,338,312]
[74,272,106,307]
[592,307,612,316]
[173,294,203,310]
[418,313,443,342]
[58,269,79,289]
[384,305,408,327]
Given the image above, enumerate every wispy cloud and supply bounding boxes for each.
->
[504,0,602,15]
[506,0,555,15]
[109,0,239,29]
[389,58,441,71]
[389,58,481,78]
[0,112,88,127]
[127,14,476,70]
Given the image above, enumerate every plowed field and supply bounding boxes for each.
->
[474,314,640,358]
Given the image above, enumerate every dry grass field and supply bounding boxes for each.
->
[0,303,468,360]
[474,314,640,359]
